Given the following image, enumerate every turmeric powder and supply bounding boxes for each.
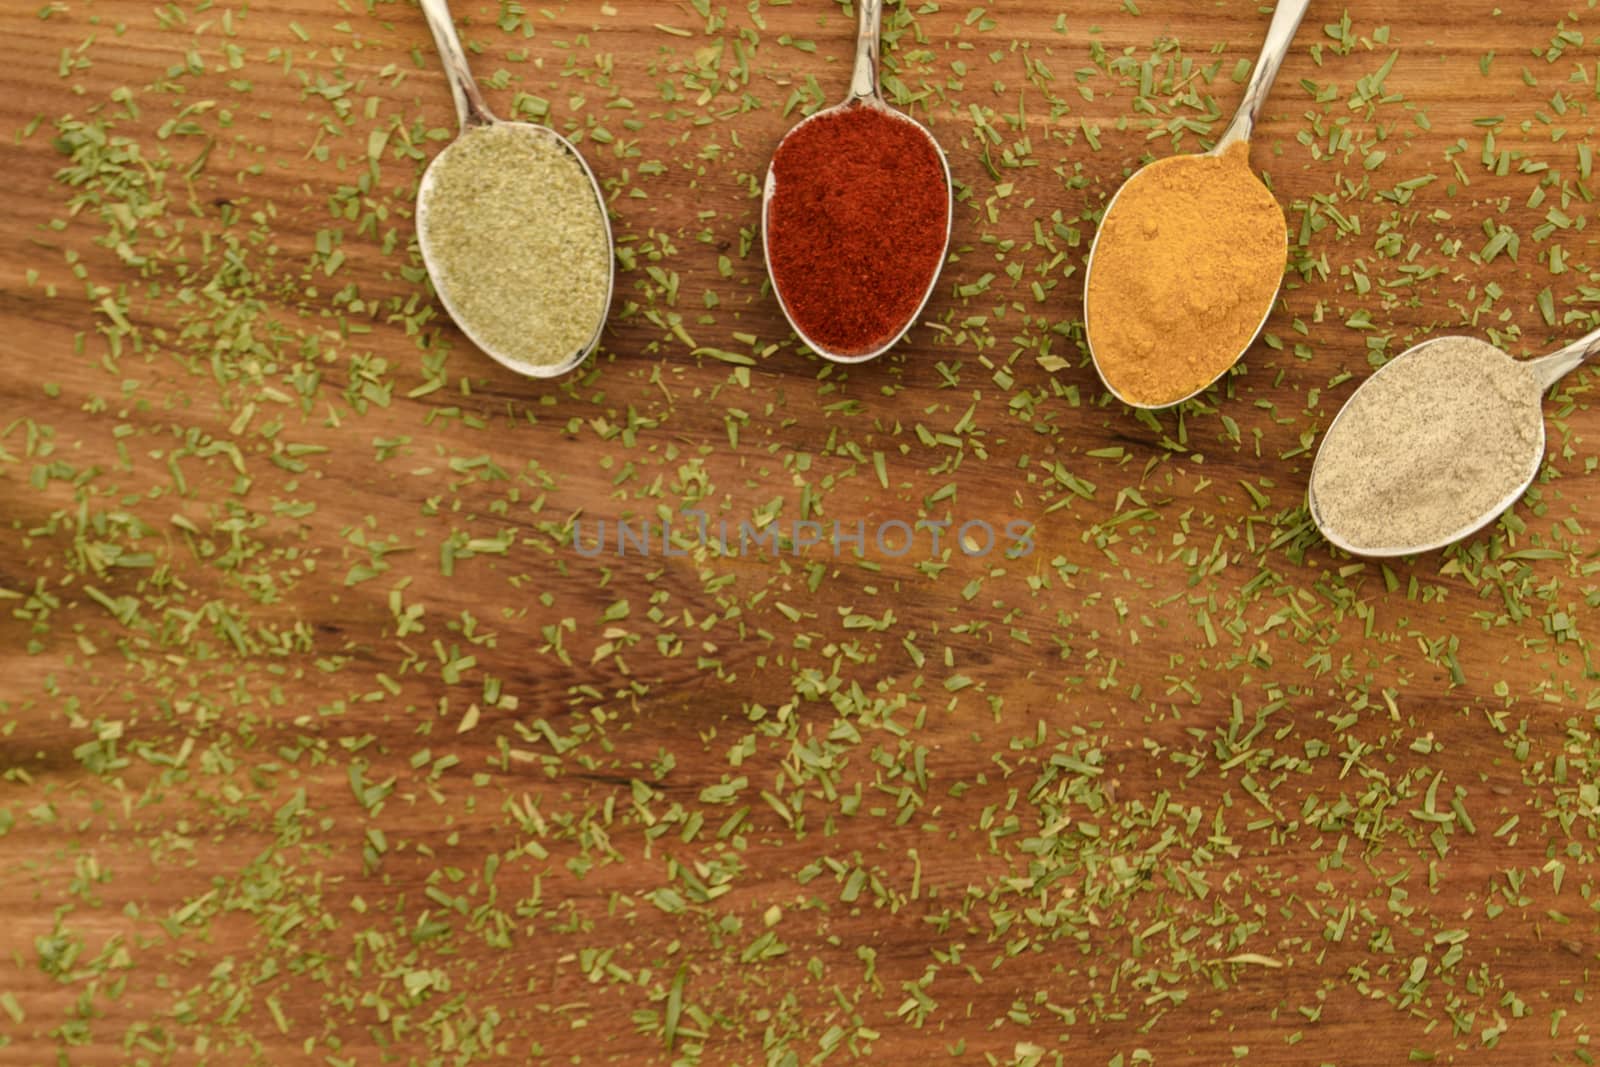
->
[1084,141,1287,408]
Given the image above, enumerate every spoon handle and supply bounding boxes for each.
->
[420,0,495,130]
[1215,0,1312,153]
[847,0,884,104]
[1529,324,1600,390]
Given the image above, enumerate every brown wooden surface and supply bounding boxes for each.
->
[3,0,1600,1064]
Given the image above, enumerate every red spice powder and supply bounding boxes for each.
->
[765,105,949,357]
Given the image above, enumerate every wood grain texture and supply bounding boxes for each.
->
[2,0,1599,1064]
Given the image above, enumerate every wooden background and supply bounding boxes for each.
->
[3,0,1600,1063]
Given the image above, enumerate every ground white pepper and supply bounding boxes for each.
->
[1311,336,1546,553]
[419,122,610,370]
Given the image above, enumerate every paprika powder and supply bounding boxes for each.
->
[765,105,950,358]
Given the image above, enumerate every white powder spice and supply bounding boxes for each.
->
[1311,336,1545,553]
[419,123,611,371]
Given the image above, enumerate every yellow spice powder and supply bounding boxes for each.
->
[1085,141,1287,407]
[419,123,611,371]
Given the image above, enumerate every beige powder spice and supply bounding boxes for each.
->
[420,123,610,370]
[1311,336,1545,553]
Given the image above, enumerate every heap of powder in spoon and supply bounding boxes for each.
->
[1311,337,1546,553]
[1086,142,1286,407]
[420,123,611,370]
[765,105,949,357]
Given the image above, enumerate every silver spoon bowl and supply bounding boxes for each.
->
[1083,0,1310,409]
[760,0,953,365]
[1308,327,1599,557]
[415,0,614,380]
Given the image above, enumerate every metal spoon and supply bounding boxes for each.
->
[414,0,614,380]
[1308,327,1599,558]
[760,0,954,364]
[1083,0,1310,408]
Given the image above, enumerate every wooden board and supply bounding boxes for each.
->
[2,0,1599,1063]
